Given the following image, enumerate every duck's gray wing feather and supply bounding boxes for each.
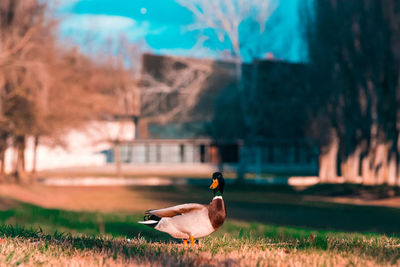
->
[146,203,206,217]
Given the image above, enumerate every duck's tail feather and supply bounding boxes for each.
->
[138,214,161,228]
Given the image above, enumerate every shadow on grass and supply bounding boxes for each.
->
[227,200,400,235]
[0,224,193,265]
[0,202,175,243]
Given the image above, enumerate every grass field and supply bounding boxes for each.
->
[0,183,399,266]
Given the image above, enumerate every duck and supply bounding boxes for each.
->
[138,172,226,246]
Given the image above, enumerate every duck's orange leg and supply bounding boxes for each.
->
[183,239,188,247]
[190,236,195,246]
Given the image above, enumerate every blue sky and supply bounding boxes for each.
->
[57,0,304,62]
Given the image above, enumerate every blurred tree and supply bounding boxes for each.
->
[0,1,137,182]
[31,46,137,180]
[0,0,52,182]
[176,0,280,180]
[302,0,400,185]
[140,55,214,132]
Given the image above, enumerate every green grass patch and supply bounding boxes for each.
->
[0,202,399,265]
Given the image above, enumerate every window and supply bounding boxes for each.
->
[199,144,206,163]
[180,144,185,163]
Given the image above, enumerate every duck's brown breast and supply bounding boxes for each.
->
[208,198,226,229]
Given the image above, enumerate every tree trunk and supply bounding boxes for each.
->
[340,145,361,183]
[31,135,39,182]
[15,135,27,183]
[0,146,5,183]
[362,143,390,185]
[361,154,373,185]
[387,151,397,186]
[361,148,377,185]
[374,143,389,184]
[397,161,400,186]
[319,129,339,182]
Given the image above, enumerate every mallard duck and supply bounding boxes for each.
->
[138,172,226,245]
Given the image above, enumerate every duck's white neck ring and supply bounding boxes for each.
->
[213,196,223,200]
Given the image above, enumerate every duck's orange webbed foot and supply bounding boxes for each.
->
[190,236,195,246]
[183,239,188,247]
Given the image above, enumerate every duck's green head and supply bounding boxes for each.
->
[209,172,224,195]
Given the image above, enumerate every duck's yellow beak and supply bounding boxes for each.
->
[209,179,219,189]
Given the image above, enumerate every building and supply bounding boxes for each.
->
[107,53,318,176]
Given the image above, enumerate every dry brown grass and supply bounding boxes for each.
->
[1,235,397,267]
